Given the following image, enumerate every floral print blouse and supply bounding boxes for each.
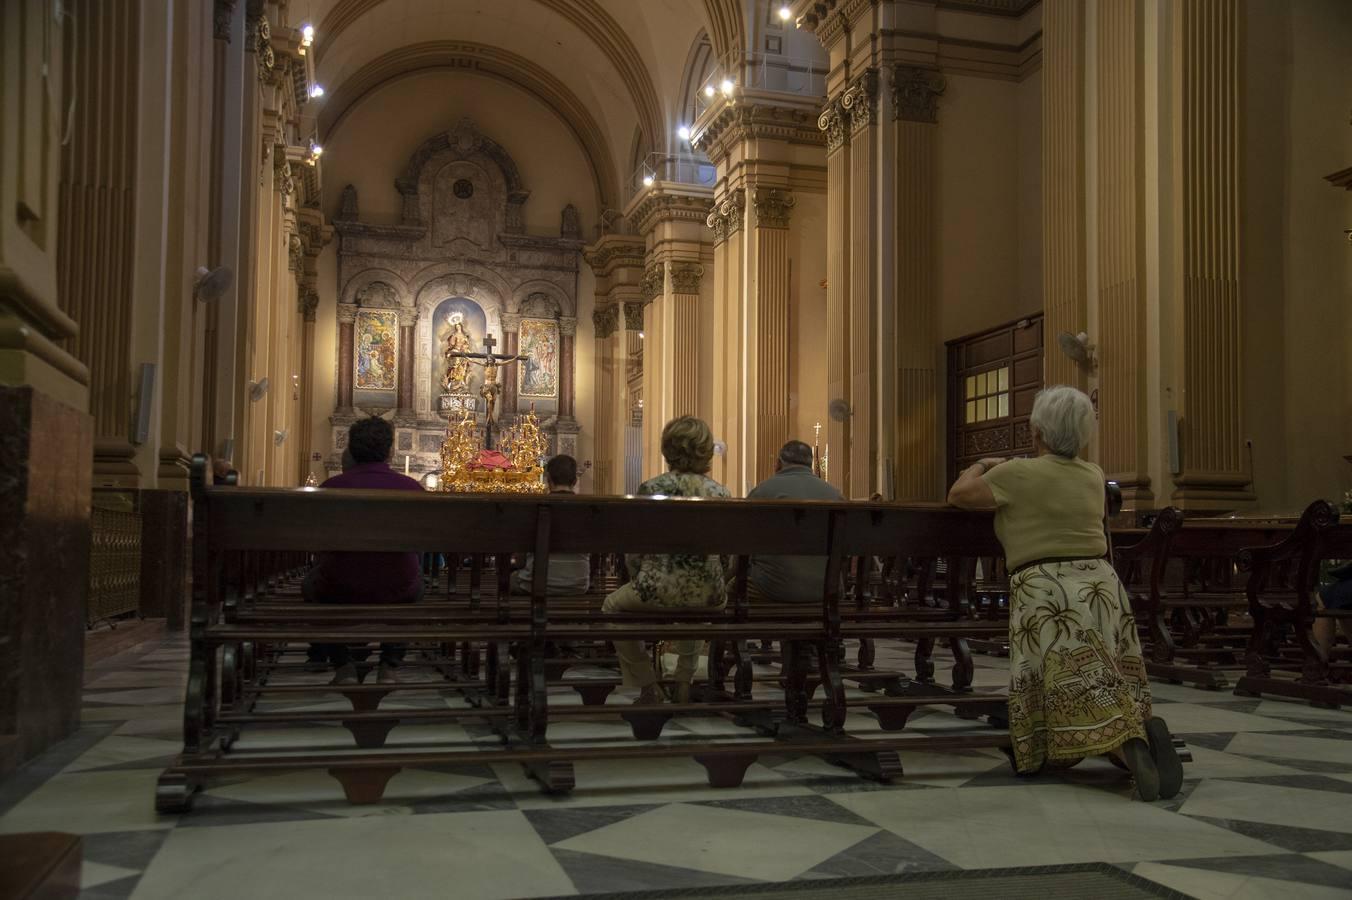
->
[625,471,731,607]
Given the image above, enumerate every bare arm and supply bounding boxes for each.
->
[947,457,1004,510]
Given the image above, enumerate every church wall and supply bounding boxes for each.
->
[320,70,599,237]
[312,247,340,479]
[1239,0,1352,512]
[790,190,829,449]
[938,73,1036,344]
[574,266,598,494]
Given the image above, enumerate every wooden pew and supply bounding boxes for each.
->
[157,456,1018,811]
[1236,501,1352,708]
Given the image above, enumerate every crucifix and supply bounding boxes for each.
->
[445,332,527,450]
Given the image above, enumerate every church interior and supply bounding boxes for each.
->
[2,0,1352,898]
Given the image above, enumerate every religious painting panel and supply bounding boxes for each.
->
[519,318,560,399]
[430,297,489,417]
[354,310,398,392]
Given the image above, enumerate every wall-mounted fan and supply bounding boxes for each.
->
[248,377,270,402]
[827,398,852,422]
[1056,331,1097,372]
[273,428,288,447]
[194,265,234,303]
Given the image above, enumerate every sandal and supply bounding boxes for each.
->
[1145,717,1184,799]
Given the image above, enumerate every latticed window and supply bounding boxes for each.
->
[946,315,1044,485]
[964,366,1010,424]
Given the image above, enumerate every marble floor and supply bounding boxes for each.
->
[3,635,1352,900]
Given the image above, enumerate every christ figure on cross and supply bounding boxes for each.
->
[445,332,527,449]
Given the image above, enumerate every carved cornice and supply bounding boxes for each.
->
[583,236,647,277]
[501,312,522,332]
[623,301,645,331]
[892,66,947,124]
[693,97,827,166]
[626,185,715,237]
[593,304,620,339]
[558,316,577,337]
[818,98,850,154]
[753,187,796,229]
[641,265,665,302]
[670,263,704,294]
[214,0,237,41]
[337,303,359,325]
[396,307,418,327]
[841,69,879,134]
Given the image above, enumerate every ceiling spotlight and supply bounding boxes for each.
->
[301,23,315,44]
[677,125,690,141]
[308,83,325,99]
[311,143,323,156]
[720,78,734,95]
[778,5,792,20]
[704,84,716,98]
[642,174,654,187]
[638,331,646,339]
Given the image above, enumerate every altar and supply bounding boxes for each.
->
[327,118,584,478]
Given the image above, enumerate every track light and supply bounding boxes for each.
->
[704,85,716,98]
[677,125,690,141]
[778,5,792,21]
[642,174,654,187]
[720,78,734,95]
[309,83,325,99]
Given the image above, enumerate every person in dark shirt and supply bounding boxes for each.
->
[303,416,424,685]
[745,440,844,603]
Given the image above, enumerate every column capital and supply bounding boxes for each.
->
[337,303,359,325]
[892,66,947,124]
[842,69,879,133]
[670,263,704,294]
[642,264,664,302]
[722,188,746,238]
[558,316,577,337]
[706,208,728,245]
[623,301,645,331]
[298,287,320,322]
[593,304,620,338]
[396,306,418,327]
[753,187,796,229]
[214,0,237,41]
[818,98,850,153]
[501,311,522,332]
[287,233,302,272]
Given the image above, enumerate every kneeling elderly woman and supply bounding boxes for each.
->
[948,385,1182,800]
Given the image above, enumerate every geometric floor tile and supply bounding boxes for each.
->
[1181,817,1352,853]
[553,802,878,880]
[524,804,663,845]
[551,847,761,893]
[80,861,142,889]
[1178,745,1306,779]
[1153,852,1352,890]
[1152,704,1309,734]
[829,784,1280,869]
[1133,860,1352,900]
[0,769,177,834]
[492,757,813,809]
[1223,732,1352,768]
[800,829,958,877]
[1308,850,1352,872]
[131,810,574,900]
[1179,780,1352,834]
[62,735,185,773]
[691,793,881,827]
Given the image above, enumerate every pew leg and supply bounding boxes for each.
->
[733,641,754,700]
[327,766,400,804]
[155,771,200,814]
[821,748,903,784]
[869,704,917,731]
[914,637,936,683]
[857,638,876,671]
[343,689,392,712]
[818,640,848,733]
[694,753,757,788]
[572,683,616,706]
[522,759,575,794]
[342,718,398,749]
[620,710,673,740]
[949,637,975,693]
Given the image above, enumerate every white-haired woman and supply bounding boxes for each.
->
[948,385,1181,801]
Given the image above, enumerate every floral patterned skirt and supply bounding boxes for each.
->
[1006,558,1152,773]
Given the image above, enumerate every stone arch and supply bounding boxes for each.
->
[342,268,411,307]
[511,280,573,318]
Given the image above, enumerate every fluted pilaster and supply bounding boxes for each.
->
[1042,0,1088,391]
[820,98,850,495]
[669,263,703,418]
[1171,0,1248,508]
[847,70,879,498]
[1096,0,1152,503]
[750,188,795,484]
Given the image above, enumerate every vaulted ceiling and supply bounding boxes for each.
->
[305,0,736,207]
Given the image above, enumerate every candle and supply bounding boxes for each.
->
[404,455,410,475]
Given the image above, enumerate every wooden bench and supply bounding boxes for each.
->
[1236,501,1352,707]
[157,455,1027,812]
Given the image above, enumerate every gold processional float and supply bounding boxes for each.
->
[437,406,550,494]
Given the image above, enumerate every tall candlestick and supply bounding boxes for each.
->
[405,455,410,475]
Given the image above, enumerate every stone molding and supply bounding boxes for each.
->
[298,287,319,322]
[396,307,418,327]
[753,187,796,229]
[214,0,237,41]
[558,316,577,337]
[395,118,530,232]
[626,184,715,237]
[623,301,645,331]
[818,98,850,154]
[641,265,664,302]
[593,304,620,338]
[892,66,947,123]
[337,303,358,325]
[669,263,704,294]
[841,69,879,134]
[583,235,647,277]
[694,96,826,166]
[500,312,522,332]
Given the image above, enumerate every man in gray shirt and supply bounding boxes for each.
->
[746,440,843,602]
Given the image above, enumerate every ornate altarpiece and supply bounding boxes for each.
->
[329,118,584,475]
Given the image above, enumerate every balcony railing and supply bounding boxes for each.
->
[695,51,828,115]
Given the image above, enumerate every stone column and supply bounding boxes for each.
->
[559,316,577,421]
[640,266,665,480]
[591,305,620,492]
[58,0,142,486]
[583,235,646,493]
[396,306,417,421]
[1095,0,1153,506]
[669,263,703,418]
[711,190,747,492]
[819,98,850,495]
[336,303,357,414]
[1170,0,1249,510]
[845,71,881,498]
[501,312,520,418]
[1042,0,1089,391]
[891,67,946,501]
[299,287,318,477]
[748,188,795,485]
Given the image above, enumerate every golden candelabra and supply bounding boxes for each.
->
[438,408,549,493]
